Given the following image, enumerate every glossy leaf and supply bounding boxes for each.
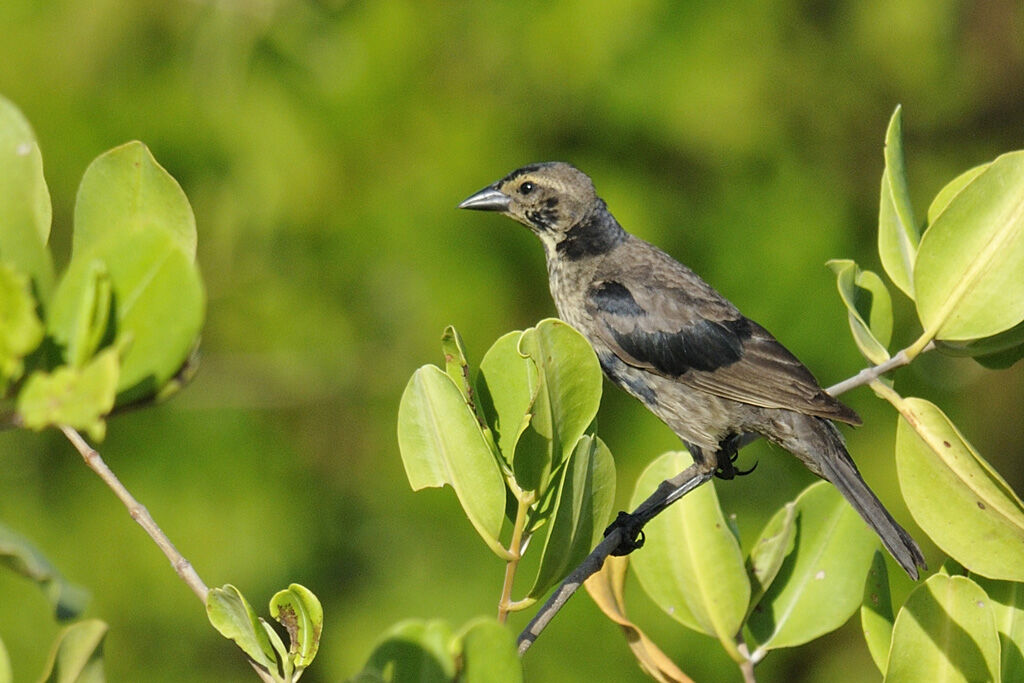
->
[827,259,893,364]
[895,397,1024,581]
[458,618,523,683]
[747,481,878,651]
[39,619,108,683]
[584,556,696,683]
[746,500,796,608]
[630,451,749,650]
[927,163,991,225]
[476,330,538,469]
[73,141,196,260]
[206,584,277,669]
[515,319,603,486]
[360,619,456,682]
[17,348,119,441]
[885,575,999,683]
[973,575,1024,682]
[914,150,1024,341]
[270,583,323,668]
[936,320,1024,369]
[877,105,919,299]
[862,551,895,675]
[528,434,616,598]
[0,262,44,389]
[398,365,507,556]
[0,95,54,301]
[0,521,89,620]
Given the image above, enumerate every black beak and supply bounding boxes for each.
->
[457,186,511,211]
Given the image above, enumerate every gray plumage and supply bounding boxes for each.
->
[459,161,926,579]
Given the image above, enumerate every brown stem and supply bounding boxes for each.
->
[60,426,209,602]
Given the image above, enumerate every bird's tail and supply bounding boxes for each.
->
[772,415,926,580]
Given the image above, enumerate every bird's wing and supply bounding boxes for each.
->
[585,275,861,425]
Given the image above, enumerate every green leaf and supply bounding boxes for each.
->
[914,150,1024,341]
[398,365,507,556]
[0,634,10,683]
[48,229,204,403]
[0,262,44,389]
[73,141,196,261]
[39,619,108,683]
[884,575,999,683]
[630,451,749,652]
[0,95,54,302]
[269,584,323,669]
[827,259,893,364]
[862,551,895,676]
[260,620,293,681]
[476,330,538,471]
[47,259,112,369]
[458,618,523,683]
[514,319,602,493]
[206,584,277,670]
[360,619,456,682]
[877,105,920,299]
[972,575,1024,682]
[747,481,878,651]
[895,397,1024,581]
[0,521,89,620]
[927,163,991,225]
[441,326,473,402]
[17,348,119,441]
[528,434,616,598]
[746,500,796,608]
[936,320,1024,369]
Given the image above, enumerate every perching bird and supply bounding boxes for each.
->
[459,162,926,579]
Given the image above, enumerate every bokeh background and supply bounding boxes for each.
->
[2,1,1023,681]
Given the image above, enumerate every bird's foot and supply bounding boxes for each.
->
[713,444,758,480]
[603,510,646,556]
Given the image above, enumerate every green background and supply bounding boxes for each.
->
[2,1,1023,681]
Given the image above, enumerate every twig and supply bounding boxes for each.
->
[60,426,209,603]
[516,340,937,654]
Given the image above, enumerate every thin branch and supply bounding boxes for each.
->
[825,342,933,397]
[498,496,533,623]
[516,339,937,655]
[736,640,757,683]
[60,426,209,603]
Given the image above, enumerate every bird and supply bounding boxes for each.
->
[458,161,926,579]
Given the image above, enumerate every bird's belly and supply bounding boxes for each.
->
[596,351,735,454]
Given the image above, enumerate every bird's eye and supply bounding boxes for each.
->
[519,181,535,195]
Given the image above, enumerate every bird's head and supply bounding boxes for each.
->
[458,162,601,238]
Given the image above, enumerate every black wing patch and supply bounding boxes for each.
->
[589,281,751,375]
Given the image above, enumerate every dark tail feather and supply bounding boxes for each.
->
[778,416,926,580]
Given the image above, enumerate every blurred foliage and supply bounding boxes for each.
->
[1,0,1023,681]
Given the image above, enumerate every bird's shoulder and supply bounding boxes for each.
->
[583,242,860,424]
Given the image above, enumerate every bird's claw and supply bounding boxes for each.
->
[713,448,758,480]
[604,510,646,556]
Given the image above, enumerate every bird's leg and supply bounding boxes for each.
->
[603,454,718,556]
[714,433,758,480]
